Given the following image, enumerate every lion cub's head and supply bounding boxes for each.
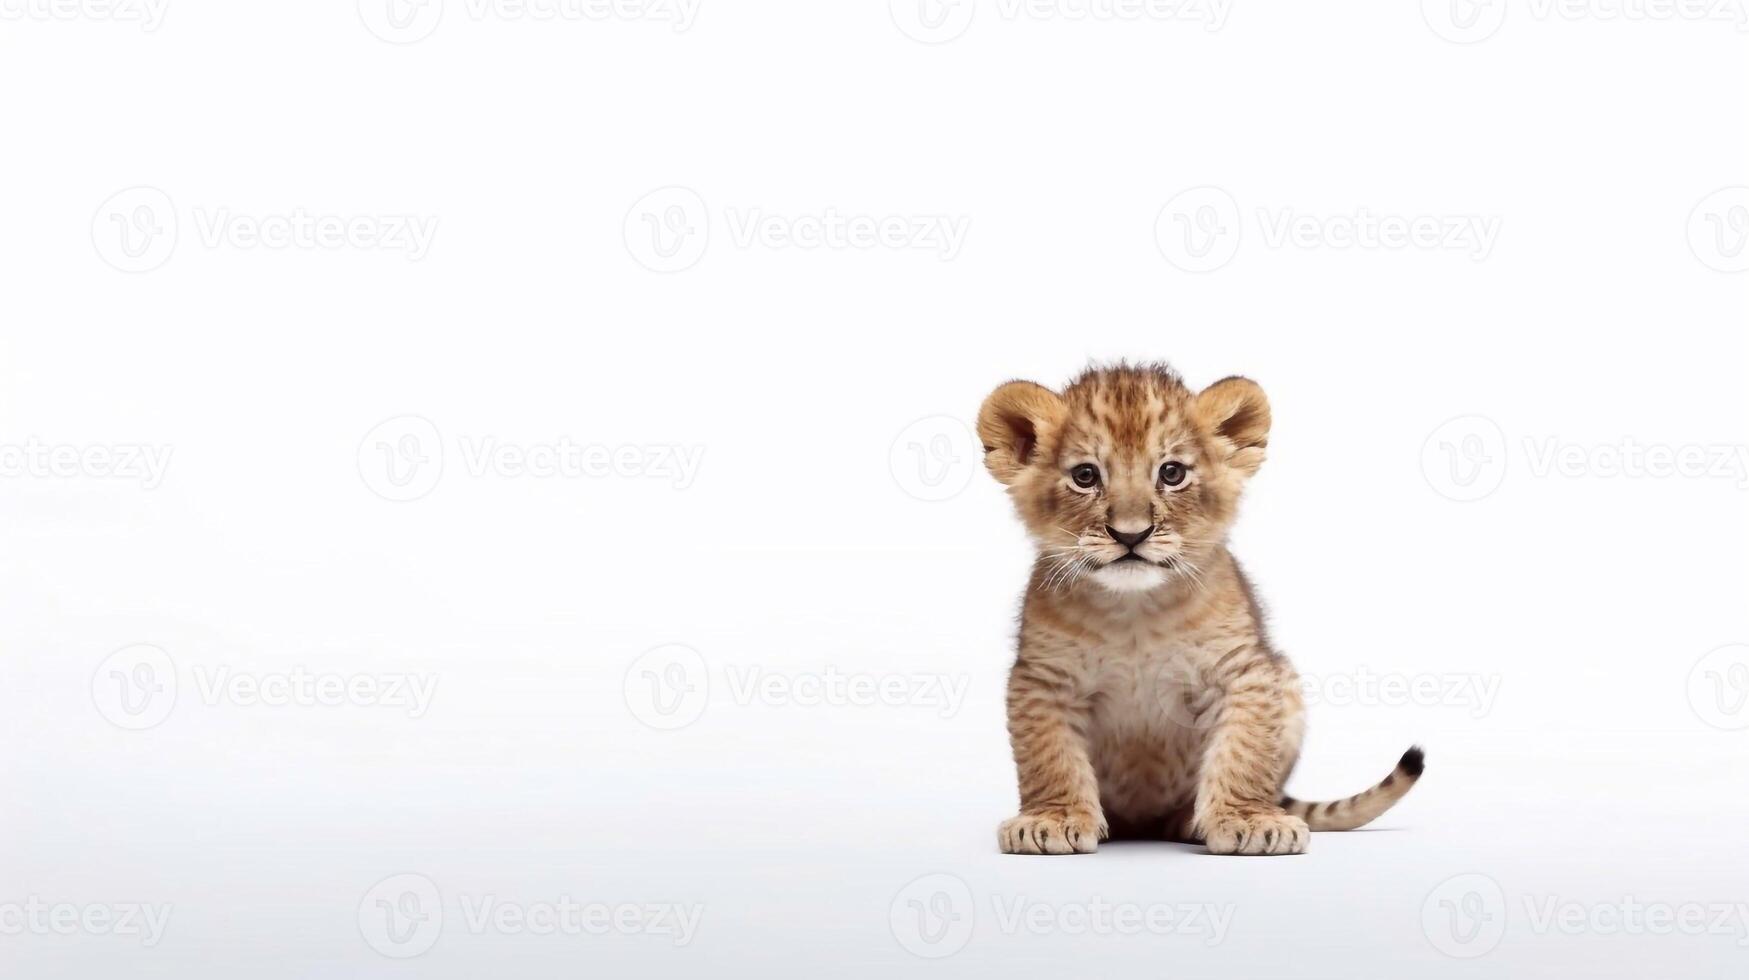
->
[977,363,1270,595]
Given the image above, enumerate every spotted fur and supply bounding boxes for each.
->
[978,363,1423,855]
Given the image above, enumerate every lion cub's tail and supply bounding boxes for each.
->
[1280,747,1425,832]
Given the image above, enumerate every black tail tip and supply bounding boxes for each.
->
[1398,746,1426,778]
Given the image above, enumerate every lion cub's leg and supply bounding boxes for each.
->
[998,661,1105,855]
[1192,657,1309,856]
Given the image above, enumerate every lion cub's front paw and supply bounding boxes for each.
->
[998,810,1105,855]
[1202,811,1308,856]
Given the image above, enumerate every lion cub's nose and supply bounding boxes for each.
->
[1106,525,1154,549]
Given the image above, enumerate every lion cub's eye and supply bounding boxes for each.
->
[1158,461,1189,488]
[1070,464,1101,490]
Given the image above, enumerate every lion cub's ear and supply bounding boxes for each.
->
[1194,376,1271,477]
[977,381,1065,485]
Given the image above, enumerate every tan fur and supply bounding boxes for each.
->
[979,364,1423,856]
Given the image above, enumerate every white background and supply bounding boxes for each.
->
[3,0,1747,976]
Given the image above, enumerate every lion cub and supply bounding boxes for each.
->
[978,363,1422,855]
